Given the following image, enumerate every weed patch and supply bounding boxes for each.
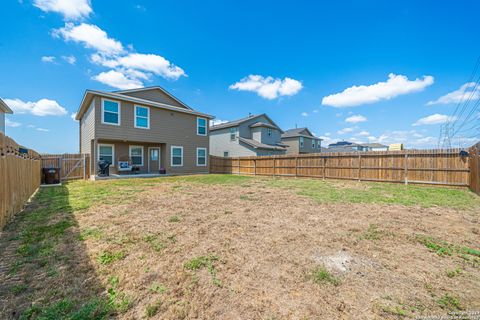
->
[97,251,125,265]
[184,255,222,287]
[310,266,340,286]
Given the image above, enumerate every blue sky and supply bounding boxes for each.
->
[1,0,479,153]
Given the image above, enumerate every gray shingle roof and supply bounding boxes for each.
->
[282,127,321,139]
[0,98,13,114]
[238,137,286,150]
[210,113,283,132]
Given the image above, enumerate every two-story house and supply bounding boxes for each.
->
[76,86,213,177]
[281,128,322,154]
[209,114,287,157]
[0,98,13,134]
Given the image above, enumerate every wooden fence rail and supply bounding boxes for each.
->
[40,153,90,181]
[210,147,476,188]
[0,132,41,230]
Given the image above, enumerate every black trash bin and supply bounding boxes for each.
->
[43,168,60,184]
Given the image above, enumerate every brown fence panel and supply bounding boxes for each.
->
[470,143,480,195]
[210,147,474,188]
[40,153,90,181]
[0,132,41,230]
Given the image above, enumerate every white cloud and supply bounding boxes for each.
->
[356,130,370,136]
[313,109,319,113]
[3,98,68,116]
[322,73,434,107]
[62,55,76,64]
[229,75,303,100]
[5,119,21,128]
[53,23,124,55]
[92,70,143,90]
[301,112,308,117]
[427,82,480,105]
[345,114,367,123]
[92,53,186,80]
[337,127,355,134]
[41,56,56,63]
[33,0,92,20]
[412,113,455,126]
[36,128,50,132]
[71,112,78,121]
[210,119,229,126]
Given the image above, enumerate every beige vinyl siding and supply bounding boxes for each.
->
[282,136,321,154]
[93,97,208,174]
[119,88,187,109]
[80,100,95,154]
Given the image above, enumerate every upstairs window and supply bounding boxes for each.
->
[102,99,120,125]
[267,128,272,136]
[171,146,183,166]
[312,140,315,148]
[135,106,149,129]
[197,148,207,166]
[197,117,207,136]
[299,137,304,148]
[317,140,321,149]
[230,127,237,140]
[129,146,144,166]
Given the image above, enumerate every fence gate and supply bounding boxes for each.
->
[40,154,90,181]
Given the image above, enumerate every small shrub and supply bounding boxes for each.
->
[97,251,125,265]
[310,266,340,286]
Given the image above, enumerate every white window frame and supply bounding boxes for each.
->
[267,128,272,136]
[299,137,304,148]
[171,146,183,167]
[98,143,115,166]
[101,98,121,126]
[312,139,315,148]
[196,147,207,166]
[134,105,150,129]
[197,117,207,136]
[129,145,144,167]
[223,151,229,157]
[317,140,321,149]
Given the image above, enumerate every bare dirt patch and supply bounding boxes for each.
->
[78,181,480,319]
[1,177,479,319]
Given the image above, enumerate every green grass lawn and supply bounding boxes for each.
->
[267,177,480,209]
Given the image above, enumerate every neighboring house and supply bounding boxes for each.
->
[209,114,287,157]
[75,86,213,176]
[361,143,389,151]
[0,98,13,134]
[325,141,389,152]
[281,127,322,154]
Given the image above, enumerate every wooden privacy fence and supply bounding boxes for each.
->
[210,148,474,188]
[40,153,90,181]
[0,132,41,230]
[470,143,480,195]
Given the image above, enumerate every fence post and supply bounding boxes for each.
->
[404,153,408,185]
[272,156,276,177]
[358,154,362,181]
[295,156,298,177]
[323,157,326,180]
[237,157,240,175]
[254,158,256,176]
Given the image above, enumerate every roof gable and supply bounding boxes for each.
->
[114,86,192,110]
[210,113,283,132]
[0,98,13,114]
[281,127,316,139]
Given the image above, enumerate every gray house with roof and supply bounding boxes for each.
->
[209,114,287,157]
[0,98,13,134]
[281,128,322,154]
